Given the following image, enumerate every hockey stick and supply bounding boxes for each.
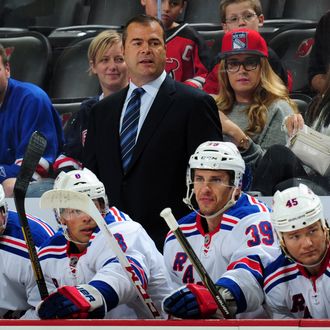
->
[13,131,49,300]
[40,189,161,319]
[160,207,233,319]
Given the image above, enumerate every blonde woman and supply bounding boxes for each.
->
[216,28,297,187]
[54,30,128,173]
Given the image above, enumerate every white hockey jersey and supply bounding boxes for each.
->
[263,249,330,319]
[163,193,280,316]
[0,210,54,318]
[27,207,172,319]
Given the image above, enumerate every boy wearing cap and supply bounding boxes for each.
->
[203,0,289,95]
[216,28,297,184]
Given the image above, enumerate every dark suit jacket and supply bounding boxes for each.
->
[83,75,222,250]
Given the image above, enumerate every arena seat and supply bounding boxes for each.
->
[282,0,329,21]
[269,27,316,94]
[183,0,220,24]
[198,29,224,61]
[48,36,100,100]
[290,93,313,117]
[0,0,86,35]
[261,0,328,29]
[87,0,144,26]
[0,30,51,88]
[53,98,84,128]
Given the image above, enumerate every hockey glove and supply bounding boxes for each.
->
[163,283,237,319]
[37,284,106,319]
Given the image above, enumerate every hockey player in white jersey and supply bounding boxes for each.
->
[263,184,330,318]
[29,168,172,319]
[162,141,279,318]
[0,184,54,318]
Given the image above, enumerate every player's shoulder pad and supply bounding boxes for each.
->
[178,211,197,226]
[104,207,132,225]
[263,254,298,294]
[164,211,198,244]
[228,193,270,219]
[37,231,67,260]
[6,211,54,246]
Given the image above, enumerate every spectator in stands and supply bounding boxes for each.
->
[308,10,330,94]
[251,65,330,196]
[203,0,289,95]
[83,14,222,250]
[0,44,63,197]
[53,30,129,174]
[141,0,211,89]
[216,29,297,189]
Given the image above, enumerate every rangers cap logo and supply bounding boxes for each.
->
[232,32,248,50]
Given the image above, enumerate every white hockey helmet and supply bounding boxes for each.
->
[54,168,109,214]
[187,141,245,187]
[271,184,326,240]
[0,184,8,233]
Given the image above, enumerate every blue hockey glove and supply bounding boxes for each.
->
[37,284,106,319]
[162,284,218,318]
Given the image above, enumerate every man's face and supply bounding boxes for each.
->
[61,209,97,246]
[60,199,103,250]
[282,221,328,267]
[123,21,166,86]
[222,1,264,32]
[193,169,233,218]
[0,56,10,102]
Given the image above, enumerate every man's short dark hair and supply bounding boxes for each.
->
[122,14,166,46]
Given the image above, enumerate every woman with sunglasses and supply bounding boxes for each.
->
[215,28,297,189]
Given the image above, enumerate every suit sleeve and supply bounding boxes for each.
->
[82,105,99,177]
[186,92,223,155]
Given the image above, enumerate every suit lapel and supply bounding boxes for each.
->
[125,76,176,173]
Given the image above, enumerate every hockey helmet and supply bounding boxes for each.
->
[271,184,327,240]
[0,184,8,233]
[54,168,109,216]
[187,141,245,188]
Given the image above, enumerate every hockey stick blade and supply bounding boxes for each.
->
[13,131,48,300]
[160,207,233,319]
[40,189,161,319]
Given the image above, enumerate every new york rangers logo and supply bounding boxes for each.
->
[232,32,248,50]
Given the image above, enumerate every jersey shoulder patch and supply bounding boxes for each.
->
[264,254,300,293]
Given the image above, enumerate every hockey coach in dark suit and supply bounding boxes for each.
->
[84,14,222,250]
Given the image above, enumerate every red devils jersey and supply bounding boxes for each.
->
[166,23,211,89]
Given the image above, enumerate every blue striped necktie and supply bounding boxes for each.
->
[120,87,145,172]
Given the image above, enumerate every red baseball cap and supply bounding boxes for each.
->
[220,28,268,58]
